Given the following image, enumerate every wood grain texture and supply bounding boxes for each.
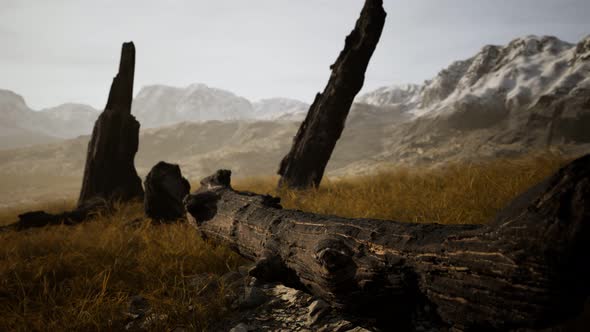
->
[186,155,590,331]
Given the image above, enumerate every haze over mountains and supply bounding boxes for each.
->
[1,35,589,206]
[0,90,99,149]
[0,84,312,149]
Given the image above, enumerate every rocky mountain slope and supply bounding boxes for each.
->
[340,35,590,173]
[356,83,421,110]
[359,35,590,119]
[418,35,589,117]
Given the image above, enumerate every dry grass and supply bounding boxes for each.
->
[0,152,571,331]
[234,152,569,224]
[0,202,243,331]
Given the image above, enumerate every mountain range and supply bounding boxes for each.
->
[1,35,589,206]
[0,84,313,149]
[0,90,99,149]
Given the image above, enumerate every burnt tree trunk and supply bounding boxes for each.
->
[78,42,144,206]
[278,0,386,189]
[185,155,590,331]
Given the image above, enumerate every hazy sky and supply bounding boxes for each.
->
[1,0,589,110]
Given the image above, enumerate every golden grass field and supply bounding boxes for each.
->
[0,153,571,331]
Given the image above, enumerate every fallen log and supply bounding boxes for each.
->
[278,0,386,189]
[185,155,590,331]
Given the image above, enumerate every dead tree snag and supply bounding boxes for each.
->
[278,0,386,189]
[78,42,144,206]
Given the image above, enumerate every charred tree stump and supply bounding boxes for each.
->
[185,155,590,331]
[144,161,190,222]
[3,42,143,231]
[78,42,144,206]
[278,0,386,189]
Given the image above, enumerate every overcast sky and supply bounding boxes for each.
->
[1,0,589,110]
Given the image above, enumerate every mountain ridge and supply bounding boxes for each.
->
[359,35,590,120]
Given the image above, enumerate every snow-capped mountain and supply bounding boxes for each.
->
[132,85,314,127]
[357,84,422,110]
[252,98,310,120]
[344,35,590,169]
[415,35,589,126]
[363,35,590,123]
[132,84,256,128]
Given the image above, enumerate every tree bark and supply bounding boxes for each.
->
[277,0,386,189]
[185,155,590,331]
[78,42,144,206]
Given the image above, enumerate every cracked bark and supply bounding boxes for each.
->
[186,155,590,331]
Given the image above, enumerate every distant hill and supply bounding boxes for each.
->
[0,102,405,179]
[0,101,408,206]
[0,90,94,149]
